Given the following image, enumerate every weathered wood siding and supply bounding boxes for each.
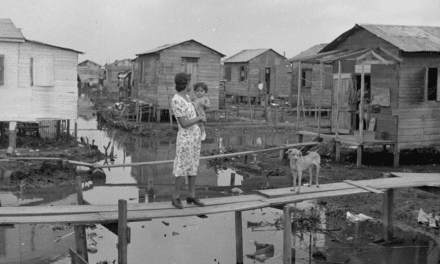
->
[135,54,159,105]
[370,64,399,141]
[134,41,222,110]
[395,54,440,149]
[105,64,132,97]
[224,50,289,99]
[292,62,333,107]
[0,41,78,121]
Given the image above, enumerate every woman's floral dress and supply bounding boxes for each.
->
[171,94,201,177]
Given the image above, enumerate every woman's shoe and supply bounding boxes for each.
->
[186,196,205,207]
[171,197,183,209]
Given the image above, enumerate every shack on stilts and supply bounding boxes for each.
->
[294,24,440,168]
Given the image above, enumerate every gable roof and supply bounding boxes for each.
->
[322,24,440,53]
[224,49,286,63]
[0,18,25,42]
[136,39,225,57]
[288,44,328,61]
[26,39,83,54]
[78,60,101,67]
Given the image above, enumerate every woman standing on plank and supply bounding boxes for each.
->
[170,72,207,209]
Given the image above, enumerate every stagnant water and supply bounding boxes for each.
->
[0,101,439,263]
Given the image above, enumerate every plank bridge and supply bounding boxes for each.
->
[1,172,439,264]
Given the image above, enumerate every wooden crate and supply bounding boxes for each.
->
[353,130,375,141]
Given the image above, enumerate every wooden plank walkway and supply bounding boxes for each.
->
[1,174,439,225]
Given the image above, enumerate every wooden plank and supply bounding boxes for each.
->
[344,180,383,194]
[283,205,292,264]
[99,201,270,221]
[390,172,440,178]
[267,188,371,206]
[257,182,358,198]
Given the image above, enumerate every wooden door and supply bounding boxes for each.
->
[331,73,355,134]
[265,68,271,94]
[181,57,199,88]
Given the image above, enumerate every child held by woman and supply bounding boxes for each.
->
[192,82,210,141]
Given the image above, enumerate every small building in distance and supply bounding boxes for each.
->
[78,60,101,86]
[0,18,82,141]
[288,43,334,107]
[132,39,224,118]
[104,58,133,100]
[222,49,290,104]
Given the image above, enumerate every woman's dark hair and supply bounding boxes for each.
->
[193,82,208,93]
[175,72,189,92]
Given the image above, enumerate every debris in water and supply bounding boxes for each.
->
[245,240,279,263]
[417,208,439,228]
[231,187,244,194]
[87,245,98,253]
[346,212,375,223]
[197,214,208,219]
[172,231,179,236]
[247,221,263,228]
[162,221,169,226]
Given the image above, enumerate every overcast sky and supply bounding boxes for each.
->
[2,0,439,65]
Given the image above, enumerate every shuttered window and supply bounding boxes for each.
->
[239,66,247,81]
[0,55,4,85]
[33,55,54,86]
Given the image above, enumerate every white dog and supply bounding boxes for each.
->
[286,148,321,193]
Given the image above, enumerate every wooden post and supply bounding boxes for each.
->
[289,62,294,108]
[318,61,324,137]
[296,61,302,130]
[0,122,4,144]
[359,61,365,143]
[383,187,394,241]
[335,141,341,163]
[74,176,88,262]
[7,122,17,154]
[392,144,400,168]
[235,211,243,264]
[283,205,292,264]
[336,61,341,139]
[230,173,235,186]
[244,155,248,164]
[356,145,363,167]
[297,133,304,143]
[56,120,61,140]
[69,248,88,264]
[67,120,70,139]
[118,199,128,264]
[265,93,269,121]
[74,122,78,142]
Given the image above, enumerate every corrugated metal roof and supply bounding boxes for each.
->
[360,24,440,52]
[0,18,25,42]
[322,24,440,53]
[288,44,328,61]
[223,49,270,63]
[136,39,225,57]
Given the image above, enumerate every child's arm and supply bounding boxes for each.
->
[201,97,211,110]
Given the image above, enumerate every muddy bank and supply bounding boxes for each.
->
[0,136,105,191]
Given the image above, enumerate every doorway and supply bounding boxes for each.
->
[265,68,271,94]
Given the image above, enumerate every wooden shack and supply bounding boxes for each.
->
[78,60,101,87]
[223,49,290,104]
[299,24,440,165]
[132,39,225,118]
[288,44,333,107]
[0,19,82,143]
[104,59,132,99]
